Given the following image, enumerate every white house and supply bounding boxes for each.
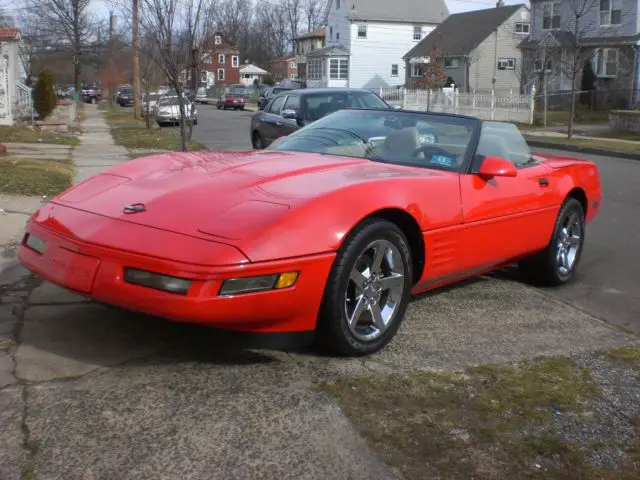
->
[0,27,29,125]
[239,64,269,86]
[306,0,449,89]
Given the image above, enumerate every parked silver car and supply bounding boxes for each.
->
[155,96,198,126]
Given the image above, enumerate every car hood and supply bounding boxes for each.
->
[51,150,429,242]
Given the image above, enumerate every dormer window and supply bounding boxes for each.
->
[357,24,367,38]
[214,35,221,44]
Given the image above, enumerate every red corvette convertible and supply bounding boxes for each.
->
[17,109,601,356]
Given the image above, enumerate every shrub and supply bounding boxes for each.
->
[33,69,58,119]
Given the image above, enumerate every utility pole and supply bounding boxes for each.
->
[107,12,116,110]
[132,0,141,119]
[73,0,81,104]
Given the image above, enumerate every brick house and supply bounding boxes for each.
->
[200,33,241,87]
[268,56,298,82]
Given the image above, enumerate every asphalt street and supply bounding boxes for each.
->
[190,102,255,151]
[191,104,640,335]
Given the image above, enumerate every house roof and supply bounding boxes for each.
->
[269,55,295,63]
[520,31,640,49]
[334,0,449,24]
[240,64,268,75]
[403,4,524,59]
[0,27,20,41]
[296,27,326,40]
[306,45,350,57]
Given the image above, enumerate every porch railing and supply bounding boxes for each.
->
[15,81,34,124]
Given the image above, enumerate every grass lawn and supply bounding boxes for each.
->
[318,349,640,479]
[593,131,640,141]
[0,156,74,196]
[534,109,610,126]
[101,107,206,151]
[0,125,79,146]
[525,135,640,154]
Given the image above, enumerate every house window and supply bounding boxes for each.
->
[542,2,560,30]
[534,59,552,72]
[232,55,239,67]
[497,58,515,70]
[329,58,348,79]
[217,68,225,80]
[203,54,212,63]
[200,72,207,83]
[357,24,367,38]
[599,0,622,25]
[336,0,340,9]
[330,26,333,39]
[308,58,322,80]
[413,26,422,41]
[444,58,459,68]
[290,60,296,69]
[410,63,424,77]
[515,22,530,34]
[336,32,340,40]
[214,36,221,45]
[595,48,617,77]
[391,64,399,76]
[219,54,225,64]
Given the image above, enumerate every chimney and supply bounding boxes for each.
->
[496,0,505,6]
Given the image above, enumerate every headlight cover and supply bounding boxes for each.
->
[219,272,298,296]
[124,268,192,295]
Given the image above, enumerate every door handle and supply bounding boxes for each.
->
[538,178,549,186]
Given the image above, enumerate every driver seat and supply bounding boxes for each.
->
[382,126,421,159]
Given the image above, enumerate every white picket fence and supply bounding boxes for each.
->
[378,86,536,124]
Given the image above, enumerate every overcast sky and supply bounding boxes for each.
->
[87,0,529,20]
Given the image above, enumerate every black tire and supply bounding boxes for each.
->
[316,218,413,356]
[252,131,265,149]
[217,105,222,110]
[519,197,585,286]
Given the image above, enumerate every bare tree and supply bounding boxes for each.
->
[23,0,94,101]
[138,0,218,150]
[302,0,324,31]
[530,0,634,138]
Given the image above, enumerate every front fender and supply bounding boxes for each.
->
[238,175,463,263]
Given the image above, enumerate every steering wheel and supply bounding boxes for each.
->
[412,144,451,158]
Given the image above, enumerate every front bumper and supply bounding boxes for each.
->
[18,209,335,334]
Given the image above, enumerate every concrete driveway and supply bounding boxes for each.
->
[1,109,638,479]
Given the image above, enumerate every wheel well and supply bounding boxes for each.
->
[567,187,588,215]
[369,208,425,285]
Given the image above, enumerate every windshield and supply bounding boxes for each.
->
[302,91,389,121]
[225,93,243,98]
[121,89,132,95]
[158,97,181,106]
[268,109,479,171]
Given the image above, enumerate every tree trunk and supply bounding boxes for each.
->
[568,90,576,140]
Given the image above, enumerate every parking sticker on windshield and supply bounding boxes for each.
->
[430,154,454,166]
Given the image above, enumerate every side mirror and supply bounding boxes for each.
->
[477,156,517,179]
[282,109,297,119]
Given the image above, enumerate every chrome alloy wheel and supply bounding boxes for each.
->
[556,211,583,275]
[344,239,406,342]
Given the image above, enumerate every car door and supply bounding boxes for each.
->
[458,121,559,271]
[279,94,302,136]
[260,95,287,145]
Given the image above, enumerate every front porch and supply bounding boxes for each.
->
[305,46,350,89]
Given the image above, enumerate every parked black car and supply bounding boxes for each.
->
[118,88,134,107]
[249,88,394,149]
[258,86,294,111]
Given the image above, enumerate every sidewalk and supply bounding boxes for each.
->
[73,104,128,183]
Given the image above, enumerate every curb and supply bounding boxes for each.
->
[525,138,640,161]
